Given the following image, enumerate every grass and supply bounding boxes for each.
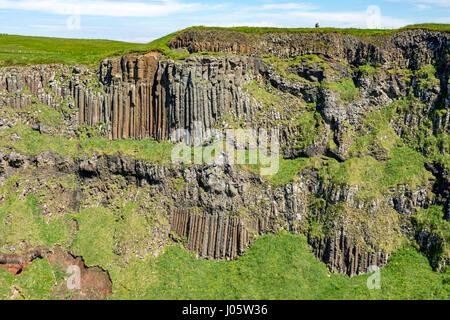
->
[0,182,73,253]
[262,54,325,84]
[241,154,311,187]
[292,111,326,151]
[349,103,400,158]
[322,78,359,103]
[318,145,433,196]
[226,139,431,193]
[0,258,58,300]
[70,207,117,268]
[242,80,284,108]
[185,24,450,36]
[414,206,450,268]
[0,31,181,68]
[416,65,440,89]
[358,63,377,76]
[0,123,174,164]
[0,34,146,67]
[79,136,174,164]
[2,232,447,300]
[384,95,449,160]
[1,24,448,68]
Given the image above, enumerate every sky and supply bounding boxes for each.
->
[0,0,449,43]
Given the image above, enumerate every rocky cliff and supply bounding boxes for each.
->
[0,28,449,286]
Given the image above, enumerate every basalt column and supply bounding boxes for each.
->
[169,208,270,260]
[99,52,167,140]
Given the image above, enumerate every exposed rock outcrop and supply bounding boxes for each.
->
[169,29,449,68]
[0,245,112,300]
[1,149,438,276]
[0,28,449,278]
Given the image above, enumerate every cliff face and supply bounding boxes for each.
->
[169,29,448,67]
[0,150,434,276]
[0,28,449,280]
[1,29,448,157]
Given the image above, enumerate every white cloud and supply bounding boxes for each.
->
[435,16,450,23]
[0,0,200,17]
[30,24,65,30]
[201,21,282,28]
[389,0,450,7]
[116,36,157,43]
[286,9,410,28]
[415,0,450,7]
[198,4,410,29]
[31,24,108,31]
[258,3,318,11]
[416,4,432,9]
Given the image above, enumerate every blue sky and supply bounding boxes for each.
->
[0,0,448,43]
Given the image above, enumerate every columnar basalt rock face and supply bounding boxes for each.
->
[0,29,449,278]
[0,65,73,110]
[169,29,449,68]
[0,146,441,276]
[72,153,435,275]
[0,54,268,141]
[101,54,270,140]
[309,231,391,276]
[1,30,448,153]
[156,56,268,136]
[1,31,448,161]
[99,52,164,139]
[169,210,259,260]
[0,53,167,140]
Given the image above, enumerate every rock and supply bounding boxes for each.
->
[10,133,21,142]
[5,152,25,168]
[79,157,99,176]
[0,28,448,278]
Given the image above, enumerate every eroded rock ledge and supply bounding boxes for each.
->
[0,29,448,160]
[0,245,112,300]
[0,28,448,279]
[0,150,441,276]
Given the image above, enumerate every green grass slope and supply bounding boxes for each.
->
[185,23,450,36]
[0,24,448,67]
[1,233,448,300]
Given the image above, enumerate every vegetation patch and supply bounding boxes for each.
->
[0,123,174,164]
[416,65,440,90]
[322,78,359,103]
[0,189,72,253]
[349,104,399,159]
[414,206,450,269]
[0,30,185,67]
[262,54,324,84]
[185,24,450,37]
[318,145,433,196]
[242,80,284,108]
[291,111,326,152]
[111,234,449,299]
[358,63,377,77]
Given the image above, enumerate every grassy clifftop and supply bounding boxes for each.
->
[184,23,450,36]
[0,24,448,67]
